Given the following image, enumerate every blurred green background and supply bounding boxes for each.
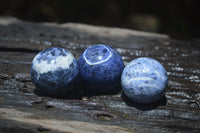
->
[0,0,200,40]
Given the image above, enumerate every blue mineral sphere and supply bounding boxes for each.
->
[121,57,168,104]
[31,47,79,97]
[78,44,124,92]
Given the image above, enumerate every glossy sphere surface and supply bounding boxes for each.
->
[121,57,168,104]
[31,47,79,97]
[78,44,124,92]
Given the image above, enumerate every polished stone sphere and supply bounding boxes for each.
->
[121,57,168,104]
[78,44,124,93]
[31,47,79,97]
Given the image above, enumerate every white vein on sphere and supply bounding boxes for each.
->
[123,77,153,85]
[153,70,167,81]
[137,84,161,91]
[122,77,161,90]
[83,45,112,65]
[32,53,74,75]
[127,68,166,81]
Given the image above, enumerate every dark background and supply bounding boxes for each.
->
[0,0,200,40]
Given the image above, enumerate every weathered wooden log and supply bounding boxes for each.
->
[0,17,200,133]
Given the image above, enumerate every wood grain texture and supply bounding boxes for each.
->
[0,17,200,133]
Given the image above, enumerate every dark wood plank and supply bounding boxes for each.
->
[0,17,200,133]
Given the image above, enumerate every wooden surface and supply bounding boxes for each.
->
[0,17,200,133]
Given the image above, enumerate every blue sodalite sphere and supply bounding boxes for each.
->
[31,47,79,97]
[121,57,168,104]
[78,44,124,92]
